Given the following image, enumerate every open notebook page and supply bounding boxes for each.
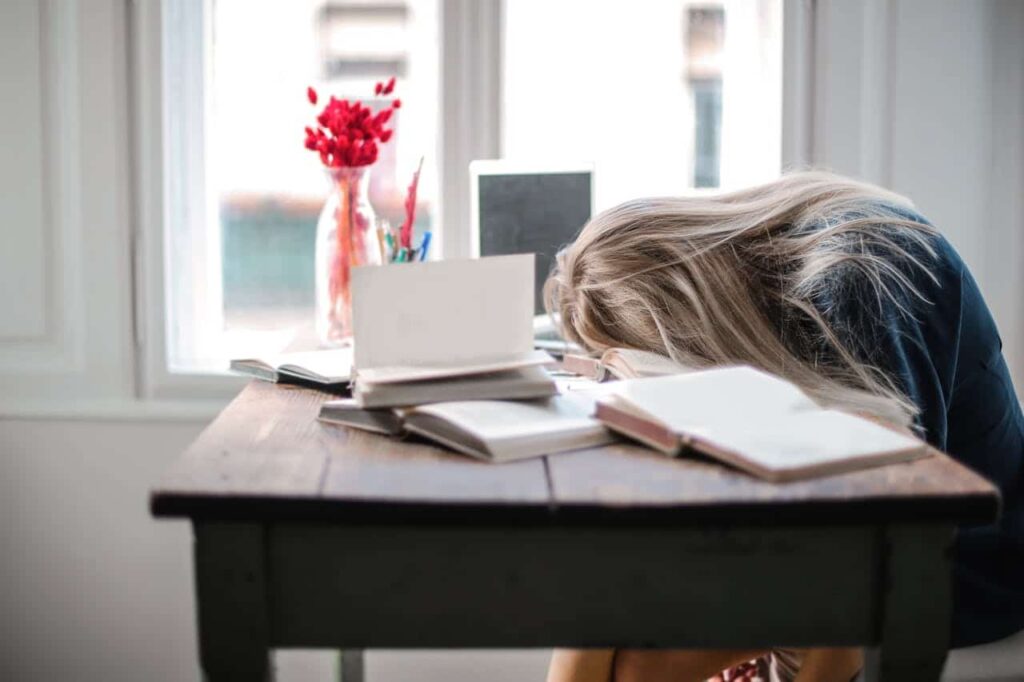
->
[410,392,604,443]
[244,348,353,382]
[611,365,819,432]
[688,409,925,478]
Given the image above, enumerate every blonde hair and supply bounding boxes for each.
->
[544,171,939,427]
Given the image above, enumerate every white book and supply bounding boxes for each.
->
[319,393,615,462]
[562,348,692,382]
[350,254,556,407]
[353,365,558,409]
[595,365,929,482]
[230,348,353,389]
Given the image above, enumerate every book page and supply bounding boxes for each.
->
[691,409,925,476]
[610,365,819,431]
[356,349,553,384]
[605,348,692,379]
[275,348,354,382]
[410,392,602,441]
[351,255,534,370]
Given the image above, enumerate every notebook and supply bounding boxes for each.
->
[350,254,557,407]
[353,365,557,409]
[595,366,929,482]
[230,348,353,390]
[319,392,614,461]
[562,348,692,382]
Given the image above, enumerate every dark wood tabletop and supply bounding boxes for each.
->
[150,380,1000,526]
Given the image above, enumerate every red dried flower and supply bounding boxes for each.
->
[307,86,318,105]
[303,80,400,168]
[398,156,423,249]
[392,98,402,109]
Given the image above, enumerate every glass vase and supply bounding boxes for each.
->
[315,166,381,346]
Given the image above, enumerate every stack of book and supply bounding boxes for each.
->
[235,255,615,462]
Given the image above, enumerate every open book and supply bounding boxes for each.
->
[596,366,929,482]
[230,348,353,390]
[350,255,557,407]
[319,393,614,462]
[562,348,692,381]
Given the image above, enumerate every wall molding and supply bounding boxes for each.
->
[438,0,502,259]
[0,0,84,373]
[0,0,137,404]
[809,0,897,184]
[781,0,815,168]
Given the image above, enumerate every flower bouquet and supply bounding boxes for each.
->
[304,78,426,345]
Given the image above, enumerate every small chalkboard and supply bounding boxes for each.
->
[471,162,593,314]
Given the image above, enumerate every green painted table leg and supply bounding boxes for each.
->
[865,524,954,681]
[340,650,364,682]
[195,522,274,681]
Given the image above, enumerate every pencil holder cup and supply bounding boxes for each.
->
[315,166,381,346]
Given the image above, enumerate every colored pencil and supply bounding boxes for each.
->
[418,231,432,262]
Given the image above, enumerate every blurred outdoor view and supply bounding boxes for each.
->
[209,0,439,333]
[203,0,780,354]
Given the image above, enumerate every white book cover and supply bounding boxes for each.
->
[351,254,537,378]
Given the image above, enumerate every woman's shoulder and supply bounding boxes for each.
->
[808,200,963,323]
[874,201,963,270]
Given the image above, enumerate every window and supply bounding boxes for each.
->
[687,7,725,188]
[157,0,779,380]
[502,0,781,209]
[162,0,439,372]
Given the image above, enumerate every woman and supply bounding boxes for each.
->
[543,172,1024,682]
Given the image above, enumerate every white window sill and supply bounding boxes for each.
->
[0,397,229,423]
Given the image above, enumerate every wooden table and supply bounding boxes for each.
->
[151,381,1000,681]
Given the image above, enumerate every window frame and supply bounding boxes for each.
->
[132,0,502,399]
[131,0,809,401]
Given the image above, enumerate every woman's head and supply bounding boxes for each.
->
[544,171,937,425]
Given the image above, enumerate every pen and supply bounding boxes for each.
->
[418,231,432,262]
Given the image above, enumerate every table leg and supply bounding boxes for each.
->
[865,524,954,682]
[195,522,274,681]
[340,650,364,682]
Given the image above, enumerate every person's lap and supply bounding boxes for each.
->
[548,647,863,682]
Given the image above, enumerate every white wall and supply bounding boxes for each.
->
[0,419,201,681]
[0,418,553,681]
[809,0,1024,385]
